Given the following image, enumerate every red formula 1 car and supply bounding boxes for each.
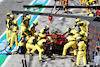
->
[44,29,67,57]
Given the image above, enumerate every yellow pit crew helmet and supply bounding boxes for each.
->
[13,20,17,24]
[75,18,80,23]
[33,21,38,26]
[7,13,11,16]
[10,14,15,20]
[45,25,49,30]
[26,15,31,20]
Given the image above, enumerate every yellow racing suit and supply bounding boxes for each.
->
[62,33,77,56]
[36,39,47,60]
[5,19,10,44]
[10,20,19,49]
[17,36,27,50]
[26,36,37,54]
[30,39,47,60]
[76,40,87,66]
[73,21,88,33]
[21,18,29,38]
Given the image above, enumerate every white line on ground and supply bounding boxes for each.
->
[0,31,6,39]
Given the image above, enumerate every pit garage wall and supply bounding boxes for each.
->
[88,21,100,60]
